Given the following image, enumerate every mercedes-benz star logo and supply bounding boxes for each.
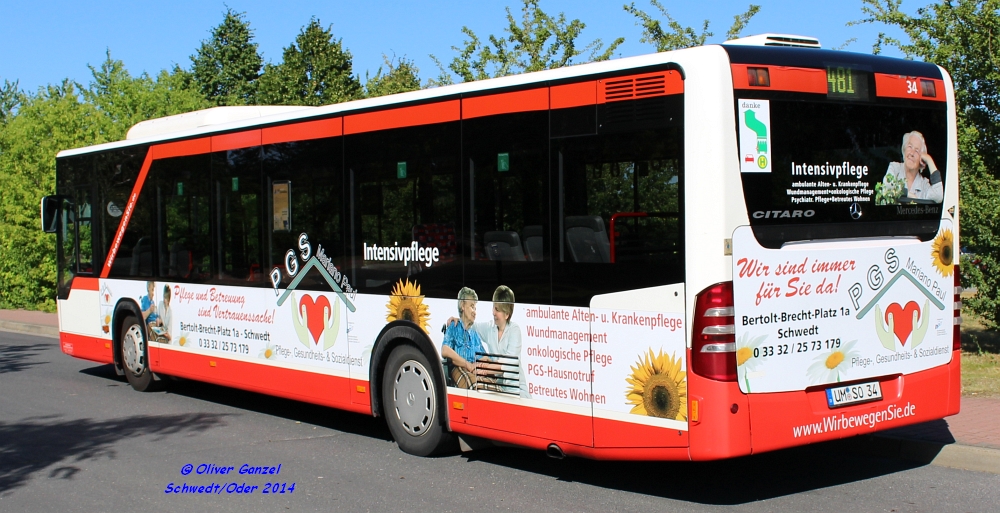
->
[849,202,862,220]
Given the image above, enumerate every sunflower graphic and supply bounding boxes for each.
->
[931,229,954,277]
[626,349,687,421]
[386,279,430,333]
[807,340,860,384]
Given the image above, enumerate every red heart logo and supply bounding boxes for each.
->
[298,294,331,345]
[885,301,920,346]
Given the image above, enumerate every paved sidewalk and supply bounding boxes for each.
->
[0,308,59,337]
[1,308,997,473]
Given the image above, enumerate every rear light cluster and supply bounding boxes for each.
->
[953,265,962,351]
[692,282,737,381]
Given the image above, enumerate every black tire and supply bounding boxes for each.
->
[382,344,455,456]
[120,315,160,392]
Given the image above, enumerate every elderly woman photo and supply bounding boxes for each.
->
[882,130,943,203]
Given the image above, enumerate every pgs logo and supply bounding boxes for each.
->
[850,246,946,352]
[271,233,357,350]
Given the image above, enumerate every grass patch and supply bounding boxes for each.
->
[962,352,1000,397]
[961,308,1000,397]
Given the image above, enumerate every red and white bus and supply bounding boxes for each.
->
[43,34,961,460]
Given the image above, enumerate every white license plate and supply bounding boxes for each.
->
[826,381,883,408]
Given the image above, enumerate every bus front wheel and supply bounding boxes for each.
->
[381,344,454,456]
[120,315,159,392]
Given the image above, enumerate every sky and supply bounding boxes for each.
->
[1,0,915,95]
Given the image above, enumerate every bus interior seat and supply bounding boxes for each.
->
[130,237,153,276]
[484,231,527,261]
[522,225,543,261]
[168,242,192,278]
[565,216,611,263]
[412,223,458,257]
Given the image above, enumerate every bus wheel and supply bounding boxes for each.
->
[382,344,454,456]
[120,315,159,392]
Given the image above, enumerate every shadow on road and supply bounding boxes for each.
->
[74,363,933,506]
[458,438,930,505]
[0,412,229,495]
[0,342,50,374]
[80,364,393,443]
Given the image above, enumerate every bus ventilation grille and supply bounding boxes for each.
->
[601,75,668,102]
[599,95,673,133]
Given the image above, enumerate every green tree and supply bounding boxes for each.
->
[853,0,1000,327]
[624,1,761,52]
[83,51,209,141]
[0,55,207,311]
[191,7,262,105]
[0,82,101,310]
[1,78,21,124]
[431,0,624,84]
[258,18,363,106]
[364,55,421,98]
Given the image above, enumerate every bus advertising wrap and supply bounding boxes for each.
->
[732,221,955,394]
[98,233,688,431]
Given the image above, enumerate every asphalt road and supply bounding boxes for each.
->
[1,329,998,513]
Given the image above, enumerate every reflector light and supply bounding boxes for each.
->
[954,265,962,351]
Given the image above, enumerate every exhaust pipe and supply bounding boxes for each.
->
[546,443,565,460]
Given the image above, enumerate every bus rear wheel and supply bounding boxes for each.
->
[120,315,159,392]
[382,344,454,456]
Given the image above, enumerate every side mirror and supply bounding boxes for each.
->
[41,196,61,233]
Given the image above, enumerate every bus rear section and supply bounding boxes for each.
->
[710,45,960,455]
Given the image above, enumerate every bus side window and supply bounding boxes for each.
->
[149,154,212,282]
[212,147,264,284]
[347,121,462,299]
[264,138,346,292]
[463,110,550,305]
[101,147,153,279]
[552,97,684,306]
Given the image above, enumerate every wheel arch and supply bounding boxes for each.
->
[112,298,143,370]
[368,321,450,427]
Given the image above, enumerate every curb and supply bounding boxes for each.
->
[860,434,1000,474]
[0,320,59,339]
[933,444,1000,474]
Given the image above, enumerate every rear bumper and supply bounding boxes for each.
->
[745,350,961,454]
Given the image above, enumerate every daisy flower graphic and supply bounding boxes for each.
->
[807,340,860,385]
[259,342,277,360]
[736,332,767,391]
[177,332,190,347]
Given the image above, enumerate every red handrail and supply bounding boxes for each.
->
[609,212,648,263]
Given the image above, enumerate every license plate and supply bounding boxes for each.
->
[826,381,883,408]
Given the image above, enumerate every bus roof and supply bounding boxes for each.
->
[57,42,940,158]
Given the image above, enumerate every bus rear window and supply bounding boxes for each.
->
[737,98,947,247]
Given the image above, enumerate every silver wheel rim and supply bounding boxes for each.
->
[391,359,435,437]
[122,323,145,376]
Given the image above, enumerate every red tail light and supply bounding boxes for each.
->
[953,265,962,351]
[692,282,737,381]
